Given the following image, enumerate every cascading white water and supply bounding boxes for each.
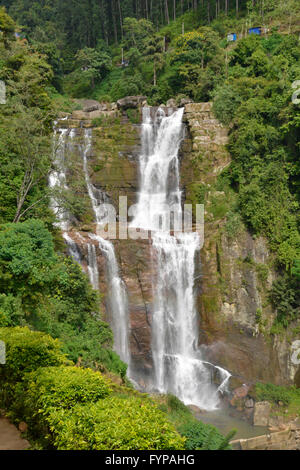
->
[63,233,82,263]
[80,130,130,366]
[89,234,130,364]
[51,127,100,291]
[132,107,183,231]
[49,127,73,231]
[133,107,230,410]
[87,243,99,291]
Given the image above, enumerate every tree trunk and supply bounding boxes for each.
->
[207,0,210,24]
[173,0,176,20]
[117,0,123,39]
[164,0,170,24]
[236,0,239,17]
[112,0,118,43]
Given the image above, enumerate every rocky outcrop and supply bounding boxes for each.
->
[117,96,147,110]
[253,401,272,426]
[231,425,300,450]
[182,102,300,387]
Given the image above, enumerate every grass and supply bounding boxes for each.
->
[255,382,300,418]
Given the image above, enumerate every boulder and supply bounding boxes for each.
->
[253,401,271,426]
[18,422,28,433]
[245,398,254,408]
[83,100,101,112]
[185,102,212,113]
[179,97,194,107]
[73,99,101,113]
[117,96,147,110]
[58,111,71,119]
[71,110,89,120]
[166,98,177,108]
[187,404,206,415]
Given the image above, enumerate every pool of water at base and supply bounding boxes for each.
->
[194,407,268,440]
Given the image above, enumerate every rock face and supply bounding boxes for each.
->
[181,102,299,388]
[253,401,272,426]
[117,96,147,110]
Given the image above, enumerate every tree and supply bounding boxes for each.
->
[144,34,165,85]
[75,47,111,89]
[0,107,52,223]
[0,7,15,46]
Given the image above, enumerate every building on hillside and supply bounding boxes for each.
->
[227,33,237,42]
[248,27,262,35]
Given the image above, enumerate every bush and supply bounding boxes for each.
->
[10,365,112,442]
[166,394,191,414]
[0,221,126,376]
[178,420,232,450]
[0,326,68,409]
[48,396,185,450]
[20,366,111,411]
[0,327,67,383]
[255,382,292,406]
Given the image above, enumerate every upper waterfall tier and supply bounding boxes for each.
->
[131,107,184,231]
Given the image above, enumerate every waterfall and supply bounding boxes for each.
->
[87,243,99,291]
[132,108,183,231]
[51,127,100,291]
[49,127,74,231]
[63,233,82,264]
[80,129,131,366]
[133,107,230,410]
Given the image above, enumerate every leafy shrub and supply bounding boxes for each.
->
[10,365,112,441]
[126,108,140,124]
[225,211,243,239]
[178,420,232,450]
[21,366,111,411]
[48,396,185,450]
[0,327,67,383]
[166,394,191,414]
[270,275,300,327]
[0,221,126,376]
[0,326,68,409]
[255,383,292,406]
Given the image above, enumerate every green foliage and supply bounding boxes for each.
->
[225,211,244,239]
[126,108,140,124]
[13,366,111,420]
[0,327,67,383]
[0,6,15,44]
[179,420,232,450]
[49,396,185,450]
[213,32,300,281]
[270,274,299,327]
[0,220,126,376]
[166,394,191,414]
[255,263,269,283]
[255,382,295,406]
